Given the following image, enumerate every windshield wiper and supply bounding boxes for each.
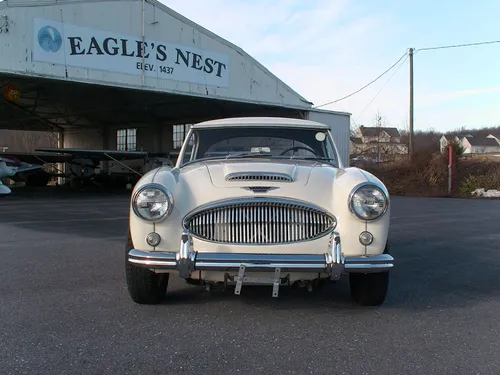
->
[291,156,336,162]
[225,151,274,159]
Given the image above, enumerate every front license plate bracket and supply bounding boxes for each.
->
[230,265,285,298]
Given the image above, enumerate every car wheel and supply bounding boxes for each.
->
[125,231,169,304]
[348,243,390,306]
[348,271,389,306]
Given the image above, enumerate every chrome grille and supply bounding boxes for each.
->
[184,199,335,244]
[226,173,293,182]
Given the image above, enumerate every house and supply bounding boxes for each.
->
[487,134,500,142]
[355,125,402,143]
[462,137,500,154]
[439,134,473,153]
[350,125,408,161]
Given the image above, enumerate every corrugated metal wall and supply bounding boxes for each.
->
[0,0,312,110]
[306,109,351,167]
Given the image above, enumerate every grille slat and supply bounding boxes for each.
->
[185,200,335,244]
[226,173,293,182]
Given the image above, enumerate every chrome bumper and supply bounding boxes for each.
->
[127,230,394,281]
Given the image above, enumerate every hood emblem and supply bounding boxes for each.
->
[242,186,279,193]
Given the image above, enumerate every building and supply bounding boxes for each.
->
[350,125,408,161]
[462,137,500,154]
[0,0,352,175]
[439,134,474,153]
[487,134,500,142]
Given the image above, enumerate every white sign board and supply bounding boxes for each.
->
[32,18,230,87]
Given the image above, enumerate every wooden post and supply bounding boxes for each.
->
[408,48,414,160]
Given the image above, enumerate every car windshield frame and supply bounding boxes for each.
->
[176,125,341,168]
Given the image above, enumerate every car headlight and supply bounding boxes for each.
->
[349,184,388,221]
[132,183,174,222]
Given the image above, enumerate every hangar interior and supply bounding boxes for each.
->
[0,0,350,183]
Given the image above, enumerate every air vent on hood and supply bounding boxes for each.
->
[225,172,293,182]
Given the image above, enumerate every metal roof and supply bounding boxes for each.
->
[192,117,330,129]
[0,0,313,108]
[466,137,500,147]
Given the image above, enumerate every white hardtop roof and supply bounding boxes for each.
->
[192,117,330,130]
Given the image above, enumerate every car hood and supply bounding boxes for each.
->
[170,159,339,204]
[159,159,342,210]
[201,159,321,187]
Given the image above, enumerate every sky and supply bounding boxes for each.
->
[161,0,500,134]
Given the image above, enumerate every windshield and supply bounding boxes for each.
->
[178,126,339,167]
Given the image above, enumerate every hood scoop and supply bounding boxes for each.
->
[225,171,293,182]
[205,161,310,187]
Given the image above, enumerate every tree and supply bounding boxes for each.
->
[442,139,465,164]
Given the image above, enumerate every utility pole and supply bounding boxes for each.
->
[376,113,382,163]
[408,47,414,159]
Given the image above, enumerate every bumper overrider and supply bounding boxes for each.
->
[127,230,394,297]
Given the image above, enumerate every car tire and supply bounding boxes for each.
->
[125,231,169,304]
[348,271,389,306]
[348,244,390,306]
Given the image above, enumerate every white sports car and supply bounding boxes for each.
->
[125,117,393,306]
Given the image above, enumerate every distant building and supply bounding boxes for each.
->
[440,133,500,154]
[487,134,500,142]
[350,125,408,161]
[462,137,500,154]
[439,134,473,154]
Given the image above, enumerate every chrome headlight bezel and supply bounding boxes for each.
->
[132,183,174,223]
[348,182,389,221]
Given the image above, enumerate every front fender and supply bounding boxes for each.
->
[332,167,390,256]
[128,167,175,251]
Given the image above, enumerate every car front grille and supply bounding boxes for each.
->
[184,198,336,244]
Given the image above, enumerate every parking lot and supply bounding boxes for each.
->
[1,191,500,374]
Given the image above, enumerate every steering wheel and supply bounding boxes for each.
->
[279,145,318,156]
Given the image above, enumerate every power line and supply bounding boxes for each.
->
[315,39,499,110]
[313,52,407,109]
[416,39,500,52]
[354,54,409,122]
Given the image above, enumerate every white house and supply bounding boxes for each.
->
[439,134,473,153]
[462,137,500,154]
[487,134,500,142]
[350,126,408,161]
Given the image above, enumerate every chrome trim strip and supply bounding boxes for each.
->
[128,249,177,267]
[183,196,335,221]
[127,231,394,278]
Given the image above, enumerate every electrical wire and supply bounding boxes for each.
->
[415,40,500,52]
[314,39,499,110]
[313,52,407,109]
[354,54,409,122]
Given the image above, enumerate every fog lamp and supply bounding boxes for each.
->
[359,231,373,246]
[146,232,161,247]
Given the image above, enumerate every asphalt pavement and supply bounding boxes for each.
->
[1,189,500,375]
